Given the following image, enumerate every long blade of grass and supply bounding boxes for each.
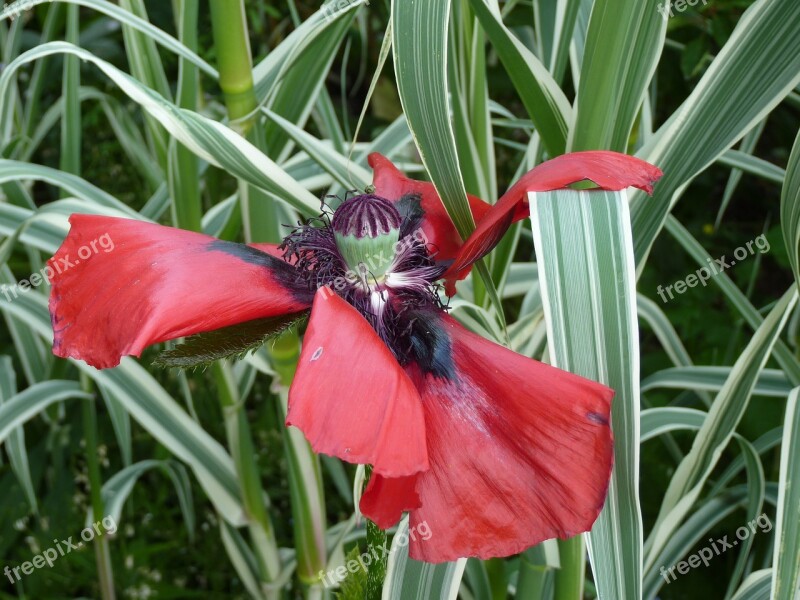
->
[467,0,571,156]
[644,287,797,570]
[569,0,666,152]
[0,42,321,216]
[530,189,641,600]
[383,516,468,600]
[0,379,92,443]
[771,387,800,599]
[630,0,800,268]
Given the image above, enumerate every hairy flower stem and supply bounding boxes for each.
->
[364,466,388,599]
[209,6,326,594]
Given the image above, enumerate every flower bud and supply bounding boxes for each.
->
[332,195,401,278]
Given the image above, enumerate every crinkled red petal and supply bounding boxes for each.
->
[286,289,428,477]
[389,313,615,563]
[359,473,421,529]
[447,151,663,277]
[49,215,310,369]
[368,153,492,264]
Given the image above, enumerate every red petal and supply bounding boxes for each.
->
[402,314,614,563]
[447,151,663,277]
[359,473,421,529]
[368,153,492,263]
[49,215,311,369]
[286,289,428,477]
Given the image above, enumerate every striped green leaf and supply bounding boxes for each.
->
[0,160,140,218]
[383,516,467,600]
[0,42,321,217]
[641,407,705,443]
[772,387,800,600]
[392,0,473,239]
[645,287,797,570]
[530,189,641,599]
[569,0,666,151]
[642,367,792,398]
[0,379,92,444]
[781,128,800,290]
[718,148,785,185]
[731,570,773,600]
[630,0,800,267]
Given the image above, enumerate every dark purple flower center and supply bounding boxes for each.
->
[279,194,448,365]
[331,194,402,239]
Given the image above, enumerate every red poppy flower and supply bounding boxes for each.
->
[48,151,661,563]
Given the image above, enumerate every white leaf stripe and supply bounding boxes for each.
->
[0,293,248,526]
[772,388,800,599]
[630,0,800,268]
[0,0,217,78]
[531,189,642,600]
[0,42,321,217]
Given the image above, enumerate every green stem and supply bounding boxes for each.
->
[485,558,507,600]
[169,0,202,232]
[516,559,548,599]
[273,332,328,586]
[209,0,280,244]
[209,0,258,133]
[81,376,116,600]
[213,362,281,595]
[60,4,80,183]
[364,466,388,599]
[209,7,325,596]
[554,536,585,600]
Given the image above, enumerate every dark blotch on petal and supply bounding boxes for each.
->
[396,194,425,238]
[587,411,609,425]
[406,310,456,380]
[207,240,313,304]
